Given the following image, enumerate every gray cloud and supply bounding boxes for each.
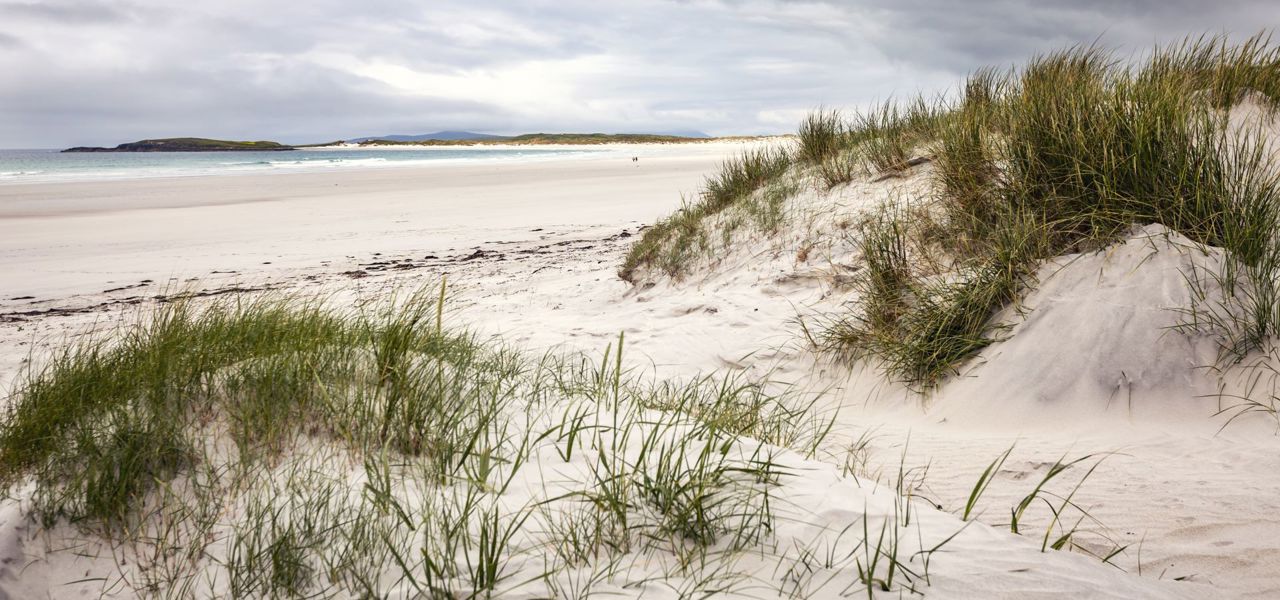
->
[0,0,1276,147]
[1,0,133,24]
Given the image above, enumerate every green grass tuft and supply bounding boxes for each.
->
[1,288,841,596]
[821,33,1280,386]
[620,147,794,281]
[797,109,846,165]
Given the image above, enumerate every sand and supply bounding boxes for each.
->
[1,141,1275,598]
[0,142,756,300]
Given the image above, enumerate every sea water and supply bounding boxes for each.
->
[0,147,604,183]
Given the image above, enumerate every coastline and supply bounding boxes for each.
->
[0,142,751,302]
[0,139,781,186]
[304,135,790,151]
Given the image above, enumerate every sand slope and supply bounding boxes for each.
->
[0,145,1271,597]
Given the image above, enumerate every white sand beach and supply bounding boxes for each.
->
[7,0,1280,595]
[3,135,1279,599]
[0,142,760,300]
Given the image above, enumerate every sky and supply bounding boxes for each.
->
[0,0,1276,147]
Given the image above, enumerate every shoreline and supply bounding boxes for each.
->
[0,139,781,187]
[305,135,790,151]
[0,143,746,302]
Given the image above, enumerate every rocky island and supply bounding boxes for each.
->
[63,137,295,152]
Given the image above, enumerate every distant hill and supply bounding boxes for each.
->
[504,133,706,144]
[61,131,723,152]
[63,138,294,153]
[347,130,714,144]
[346,131,507,143]
[644,129,711,138]
[354,132,716,146]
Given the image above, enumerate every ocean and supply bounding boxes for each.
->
[0,147,604,184]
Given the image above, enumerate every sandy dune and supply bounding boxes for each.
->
[1,143,1274,598]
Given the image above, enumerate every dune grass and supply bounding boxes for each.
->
[856,98,943,175]
[621,33,1280,388]
[619,147,794,281]
[616,35,1280,393]
[796,108,859,189]
[812,34,1280,388]
[797,109,846,165]
[0,287,852,597]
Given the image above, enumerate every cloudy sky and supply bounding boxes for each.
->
[0,0,1275,147]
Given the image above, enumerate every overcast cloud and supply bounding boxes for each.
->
[0,0,1276,147]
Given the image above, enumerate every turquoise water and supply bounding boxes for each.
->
[0,147,603,183]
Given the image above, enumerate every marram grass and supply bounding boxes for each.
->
[619,147,794,281]
[623,33,1280,389]
[0,287,844,597]
[622,33,1280,389]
